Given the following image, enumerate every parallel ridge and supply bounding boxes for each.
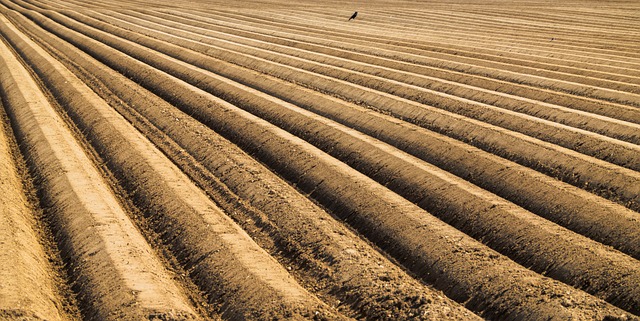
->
[0,17,199,320]
[0,69,65,321]
[1,0,639,320]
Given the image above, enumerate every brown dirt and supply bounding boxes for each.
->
[0,75,63,321]
[0,19,198,320]
[1,0,639,320]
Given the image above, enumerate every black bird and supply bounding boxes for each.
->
[348,11,358,21]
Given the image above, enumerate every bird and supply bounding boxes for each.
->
[348,11,358,21]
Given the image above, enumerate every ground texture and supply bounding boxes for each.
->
[1,0,639,320]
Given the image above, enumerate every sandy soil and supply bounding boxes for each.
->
[1,0,638,320]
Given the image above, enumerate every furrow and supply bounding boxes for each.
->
[33,2,640,254]
[284,7,640,58]
[102,37,635,321]
[0,60,66,321]
[129,9,640,125]
[3,1,639,320]
[198,8,640,97]
[0,8,343,321]
[0,15,198,321]
[9,10,486,320]
[46,10,640,314]
[169,9,640,106]
[92,9,640,148]
[69,7,640,262]
[36,5,640,213]
[7,3,636,320]
[425,8,640,44]
[66,4,640,252]
[313,7,640,56]
[161,6,640,63]
[278,8,640,77]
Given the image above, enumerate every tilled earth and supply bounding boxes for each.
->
[1,0,639,320]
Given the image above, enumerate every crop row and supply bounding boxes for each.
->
[2,0,639,320]
[47,5,640,213]
[1,2,480,320]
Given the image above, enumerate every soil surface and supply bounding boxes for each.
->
[1,0,639,320]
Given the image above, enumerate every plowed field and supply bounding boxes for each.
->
[1,0,639,320]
